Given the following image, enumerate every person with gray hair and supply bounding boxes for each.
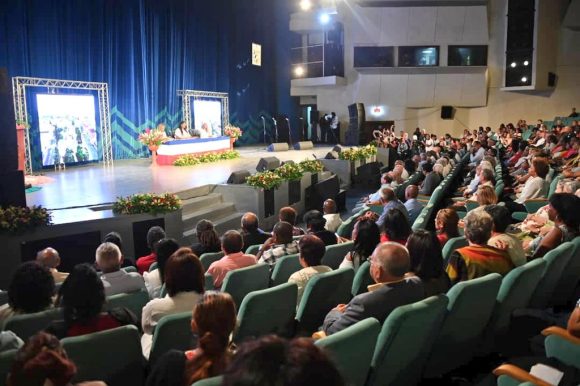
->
[322,242,424,335]
[96,242,145,296]
[446,210,514,285]
[376,187,409,228]
[36,247,68,284]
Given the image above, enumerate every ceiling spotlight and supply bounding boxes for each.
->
[294,66,305,77]
[319,12,331,25]
[299,0,312,11]
[523,60,529,66]
[510,62,517,68]
[521,76,528,83]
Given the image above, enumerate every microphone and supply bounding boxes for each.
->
[285,118,290,121]
[272,117,277,125]
[312,153,317,159]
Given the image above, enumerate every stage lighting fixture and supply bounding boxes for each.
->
[319,12,330,25]
[521,76,527,83]
[510,62,517,68]
[299,0,312,11]
[523,60,529,66]
[294,66,305,77]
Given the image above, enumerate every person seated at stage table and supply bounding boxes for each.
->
[240,212,270,251]
[174,121,192,139]
[144,238,180,298]
[207,230,257,289]
[256,221,299,269]
[95,242,145,297]
[0,262,56,325]
[303,210,338,246]
[136,226,166,274]
[279,207,305,236]
[36,247,68,284]
[190,219,221,258]
[199,122,212,138]
[323,199,343,233]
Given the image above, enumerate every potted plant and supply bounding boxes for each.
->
[224,125,243,149]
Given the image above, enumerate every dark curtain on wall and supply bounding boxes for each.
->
[0,0,293,161]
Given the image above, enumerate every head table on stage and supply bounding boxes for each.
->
[156,136,231,165]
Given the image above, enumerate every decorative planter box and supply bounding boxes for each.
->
[320,156,376,189]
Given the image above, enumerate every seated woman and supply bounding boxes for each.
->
[506,157,550,213]
[435,208,460,247]
[0,262,55,324]
[47,264,137,339]
[144,238,180,299]
[174,121,191,139]
[339,217,380,272]
[190,220,221,258]
[141,248,205,358]
[146,292,236,386]
[380,208,412,245]
[406,230,451,297]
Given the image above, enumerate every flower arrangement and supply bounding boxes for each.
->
[298,159,324,173]
[276,162,304,181]
[113,193,181,215]
[138,128,169,148]
[173,150,239,166]
[339,145,377,161]
[224,125,243,140]
[0,206,52,234]
[246,171,283,190]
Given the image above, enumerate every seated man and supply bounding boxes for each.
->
[446,210,514,285]
[36,247,68,284]
[288,235,332,307]
[376,188,409,228]
[303,210,338,246]
[322,242,424,335]
[279,207,305,236]
[96,242,145,296]
[207,230,257,289]
[323,199,342,233]
[419,162,441,196]
[257,221,299,269]
[240,212,270,250]
[136,226,166,274]
[403,185,424,225]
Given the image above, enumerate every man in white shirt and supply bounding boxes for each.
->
[96,242,146,296]
[323,199,343,232]
[485,205,526,267]
[469,141,485,167]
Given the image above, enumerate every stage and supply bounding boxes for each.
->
[26,145,336,224]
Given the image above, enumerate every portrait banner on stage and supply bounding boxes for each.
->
[177,90,229,138]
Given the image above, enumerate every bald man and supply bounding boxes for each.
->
[323,199,342,232]
[240,212,269,250]
[322,242,424,335]
[36,247,68,284]
[404,185,424,225]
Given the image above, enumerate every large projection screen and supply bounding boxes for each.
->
[36,94,99,166]
[192,98,223,137]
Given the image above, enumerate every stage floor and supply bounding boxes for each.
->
[26,145,336,214]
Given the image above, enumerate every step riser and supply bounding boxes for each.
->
[182,212,244,244]
[182,203,236,229]
[176,185,213,200]
[181,195,224,214]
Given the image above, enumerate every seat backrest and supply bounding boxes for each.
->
[552,237,580,308]
[322,241,354,269]
[199,251,225,272]
[545,333,580,369]
[149,311,194,366]
[548,174,562,198]
[122,266,138,274]
[106,290,150,323]
[351,261,372,297]
[235,283,297,343]
[529,242,575,309]
[61,325,144,386]
[523,199,548,213]
[204,273,214,291]
[368,296,449,386]
[0,349,17,386]
[245,244,261,255]
[0,291,7,307]
[423,274,502,378]
[221,264,270,308]
[442,236,468,264]
[295,268,354,336]
[191,376,223,386]
[465,201,479,212]
[270,254,301,286]
[149,262,158,272]
[3,308,63,342]
[336,213,360,239]
[316,318,380,386]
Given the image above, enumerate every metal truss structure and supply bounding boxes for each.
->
[12,76,113,174]
[177,90,229,134]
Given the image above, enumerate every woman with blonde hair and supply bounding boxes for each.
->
[475,185,498,207]
[435,208,460,246]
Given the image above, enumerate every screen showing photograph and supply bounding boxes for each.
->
[192,98,223,138]
[36,94,99,166]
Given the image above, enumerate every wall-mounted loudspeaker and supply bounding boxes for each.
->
[256,157,281,172]
[441,106,454,120]
[293,141,314,150]
[548,72,557,87]
[267,143,289,152]
[227,170,251,184]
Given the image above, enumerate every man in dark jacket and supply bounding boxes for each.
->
[240,212,269,250]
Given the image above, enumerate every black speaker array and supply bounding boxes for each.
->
[346,103,365,146]
[256,157,281,172]
[441,106,454,120]
[227,171,251,184]
[505,0,535,87]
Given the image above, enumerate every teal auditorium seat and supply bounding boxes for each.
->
[295,268,354,336]
[315,318,381,386]
[423,274,502,378]
[528,242,574,309]
[336,209,365,239]
[204,273,214,291]
[0,349,17,386]
[122,266,138,274]
[351,261,373,296]
[149,262,158,272]
[245,244,261,255]
[61,325,144,386]
[442,236,468,264]
[199,251,224,272]
[270,253,301,286]
[235,283,297,343]
[191,376,223,386]
[106,290,150,323]
[149,311,193,366]
[548,174,562,197]
[2,308,63,342]
[367,296,449,386]
[552,237,580,307]
[221,264,270,308]
[322,241,354,269]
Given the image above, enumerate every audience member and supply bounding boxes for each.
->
[144,238,180,298]
[146,292,237,386]
[419,162,441,196]
[207,230,257,289]
[96,242,145,296]
[141,248,205,358]
[339,218,380,272]
[406,230,451,297]
[435,208,460,246]
[506,157,549,213]
[36,247,68,284]
[446,210,514,285]
[0,262,55,324]
[403,185,424,225]
[484,205,526,267]
[322,242,424,335]
[256,222,299,269]
[240,212,269,250]
[222,335,344,386]
[278,207,305,236]
[288,235,332,307]
[375,187,409,227]
[190,219,221,258]
[303,210,338,246]
[323,199,343,232]
[0,331,23,353]
[137,226,166,274]
[380,208,412,245]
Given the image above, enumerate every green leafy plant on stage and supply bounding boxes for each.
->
[338,144,377,161]
[113,193,181,215]
[276,162,304,181]
[298,159,324,173]
[246,171,283,190]
[173,150,239,166]
[0,206,52,234]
